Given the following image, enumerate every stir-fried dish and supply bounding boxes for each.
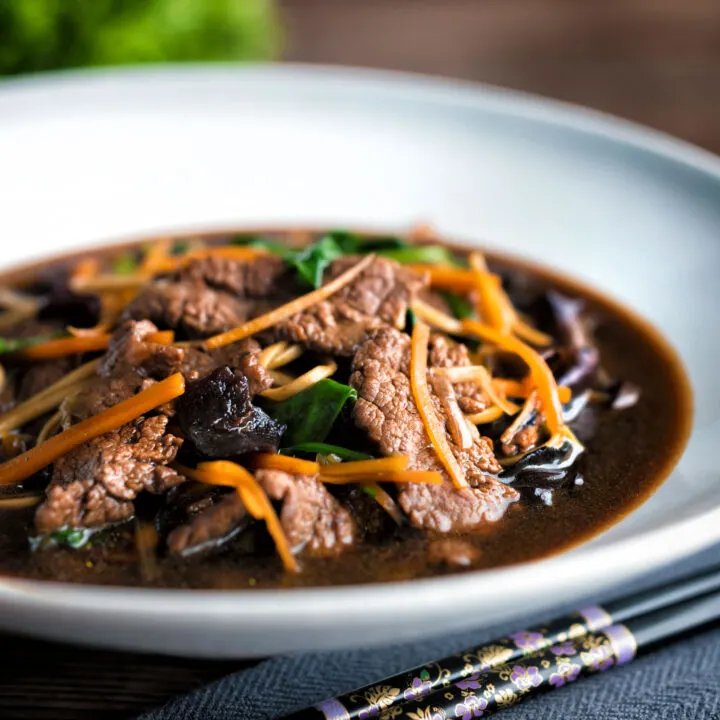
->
[0,229,690,587]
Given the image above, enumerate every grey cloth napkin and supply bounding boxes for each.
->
[142,546,720,720]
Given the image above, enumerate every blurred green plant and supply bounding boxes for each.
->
[0,0,279,75]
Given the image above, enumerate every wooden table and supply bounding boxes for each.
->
[4,2,720,718]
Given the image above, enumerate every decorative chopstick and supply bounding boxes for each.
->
[285,565,720,720]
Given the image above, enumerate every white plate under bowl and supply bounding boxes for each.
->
[0,65,717,658]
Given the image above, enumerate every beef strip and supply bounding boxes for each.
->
[35,415,183,534]
[350,327,518,533]
[274,256,427,356]
[122,280,254,338]
[19,356,76,401]
[176,255,291,298]
[256,469,355,556]
[429,334,490,415]
[180,339,272,394]
[428,538,481,567]
[167,491,248,556]
[99,319,183,380]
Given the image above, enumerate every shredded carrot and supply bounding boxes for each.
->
[20,334,111,360]
[512,316,553,347]
[408,266,476,292]
[363,483,404,524]
[251,453,321,476]
[146,330,175,345]
[194,460,298,572]
[0,373,185,487]
[466,406,504,425]
[205,254,376,349]
[183,245,268,263]
[260,362,337,401]
[410,320,468,489]
[71,273,149,293]
[469,252,508,332]
[324,470,442,485]
[491,378,529,398]
[320,456,408,477]
[463,319,566,436]
[70,258,100,285]
[139,239,172,276]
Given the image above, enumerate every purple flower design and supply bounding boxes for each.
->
[549,660,581,688]
[550,641,578,656]
[457,672,482,691]
[404,676,433,702]
[508,630,545,652]
[584,646,614,673]
[510,665,542,691]
[454,695,489,720]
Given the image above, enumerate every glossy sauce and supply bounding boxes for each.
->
[0,231,693,589]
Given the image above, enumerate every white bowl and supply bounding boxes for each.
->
[0,65,717,657]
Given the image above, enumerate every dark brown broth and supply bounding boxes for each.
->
[0,231,692,589]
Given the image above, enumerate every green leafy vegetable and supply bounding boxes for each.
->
[0,332,64,355]
[30,526,95,551]
[362,485,378,498]
[289,235,345,289]
[442,292,475,319]
[112,253,139,275]
[280,443,372,461]
[405,307,417,334]
[267,379,357,446]
[171,240,192,256]
[376,245,460,266]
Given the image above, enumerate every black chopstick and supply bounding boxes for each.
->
[284,564,720,720]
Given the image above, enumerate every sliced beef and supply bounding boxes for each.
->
[167,491,248,556]
[35,415,184,534]
[350,328,518,533]
[256,469,355,555]
[122,280,253,338]
[63,373,145,424]
[99,320,183,380]
[19,356,75,401]
[176,255,291,299]
[429,334,489,415]
[175,367,284,458]
[275,256,427,356]
[428,538,481,567]
[180,339,272,394]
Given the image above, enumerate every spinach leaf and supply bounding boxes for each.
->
[0,332,64,355]
[290,235,345,289]
[279,443,372,461]
[171,240,192,256]
[376,244,460,266]
[267,379,357,446]
[30,526,95,551]
[442,292,475,319]
[112,253,139,275]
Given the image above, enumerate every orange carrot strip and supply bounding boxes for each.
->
[363,483,404,525]
[20,334,111,360]
[184,246,268,263]
[322,470,442,485]
[410,319,468,489]
[146,330,175,345]
[251,453,321,476]
[466,406,504,425]
[196,460,298,572]
[408,265,476,292]
[0,373,185,486]
[319,456,409,477]
[205,254,376,349]
[469,252,509,332]
[139,239,172,276]
[463,319,565,435]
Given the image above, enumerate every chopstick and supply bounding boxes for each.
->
[284,564,720,719]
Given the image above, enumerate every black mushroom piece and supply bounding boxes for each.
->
[175,366,285,458]
[544,291,599,391]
